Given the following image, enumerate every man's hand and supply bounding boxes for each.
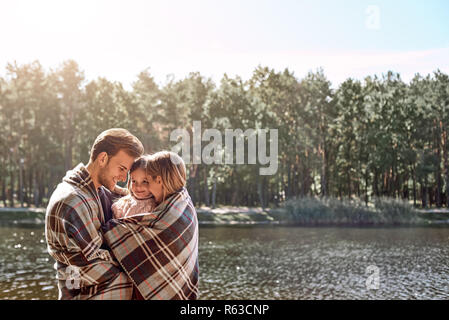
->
[114,185,129,196]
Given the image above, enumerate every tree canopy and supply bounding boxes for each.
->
[1,60,448,209]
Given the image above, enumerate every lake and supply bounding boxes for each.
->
[1,223,449,299]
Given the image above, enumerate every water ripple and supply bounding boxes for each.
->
[1,225,449,299]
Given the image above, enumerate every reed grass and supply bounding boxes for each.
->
[283,196,421,226]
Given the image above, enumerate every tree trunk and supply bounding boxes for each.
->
[347,170,351,199]
[436,120,443,207]
[231,170,239,206]
[2,178,7,207]
[203,168,210,207]
[9,170,14,207]
[421,176,428,208]
[65,138,73,172]
[33,173,40,208]
[64,104,74,172]
[187,164,197,205]
[373,168,379,197]
[257,171,264,209]
[441,126,449,208]
[357,179,361,199]
[211,177,217,209]
[301,164,312,197]
[429,187,434,207]
[412,164,417,206]
[320,144,327,197]
[18,161,24,207]
[43,169,51,206]
[293,164,299,196]
[26,167,32,207]
[364,170,369,206]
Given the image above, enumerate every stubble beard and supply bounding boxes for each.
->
[97,166,114,191]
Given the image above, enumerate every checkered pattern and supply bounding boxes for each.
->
[102,187,199,300]
[46,163,133,300]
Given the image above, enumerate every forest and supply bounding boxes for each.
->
[0,60,448,209]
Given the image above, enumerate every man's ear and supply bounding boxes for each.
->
[156,176,162,185]
[98,152,108,168]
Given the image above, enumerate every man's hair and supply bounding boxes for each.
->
[90,128,144,162]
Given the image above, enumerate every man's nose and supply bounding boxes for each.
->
[119,173,127,182]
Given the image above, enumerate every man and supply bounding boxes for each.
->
[45,128,144,299]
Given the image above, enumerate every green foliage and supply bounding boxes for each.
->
[0,60,447,212]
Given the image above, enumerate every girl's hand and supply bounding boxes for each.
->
[113,185,129,196]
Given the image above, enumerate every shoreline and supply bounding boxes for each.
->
[2,206,449,227]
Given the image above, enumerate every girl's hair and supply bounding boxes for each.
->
[145,151,186,202]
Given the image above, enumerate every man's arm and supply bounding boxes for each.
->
[46,195,124,288]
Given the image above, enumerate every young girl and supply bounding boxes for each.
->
[112,155,156,218]
[112,151,187,218]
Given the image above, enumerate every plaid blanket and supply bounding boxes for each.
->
[101,187,199,300]
[45,163,133,300]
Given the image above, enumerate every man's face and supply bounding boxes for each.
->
[97,150,135,191]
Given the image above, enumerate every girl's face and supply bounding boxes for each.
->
[130,168,151,200]
[147,175,164,205]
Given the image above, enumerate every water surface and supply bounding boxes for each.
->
[1,224,449,299]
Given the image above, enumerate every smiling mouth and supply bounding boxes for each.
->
[134,192,154,200]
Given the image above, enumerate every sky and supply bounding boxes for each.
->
[0,0,448,88]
